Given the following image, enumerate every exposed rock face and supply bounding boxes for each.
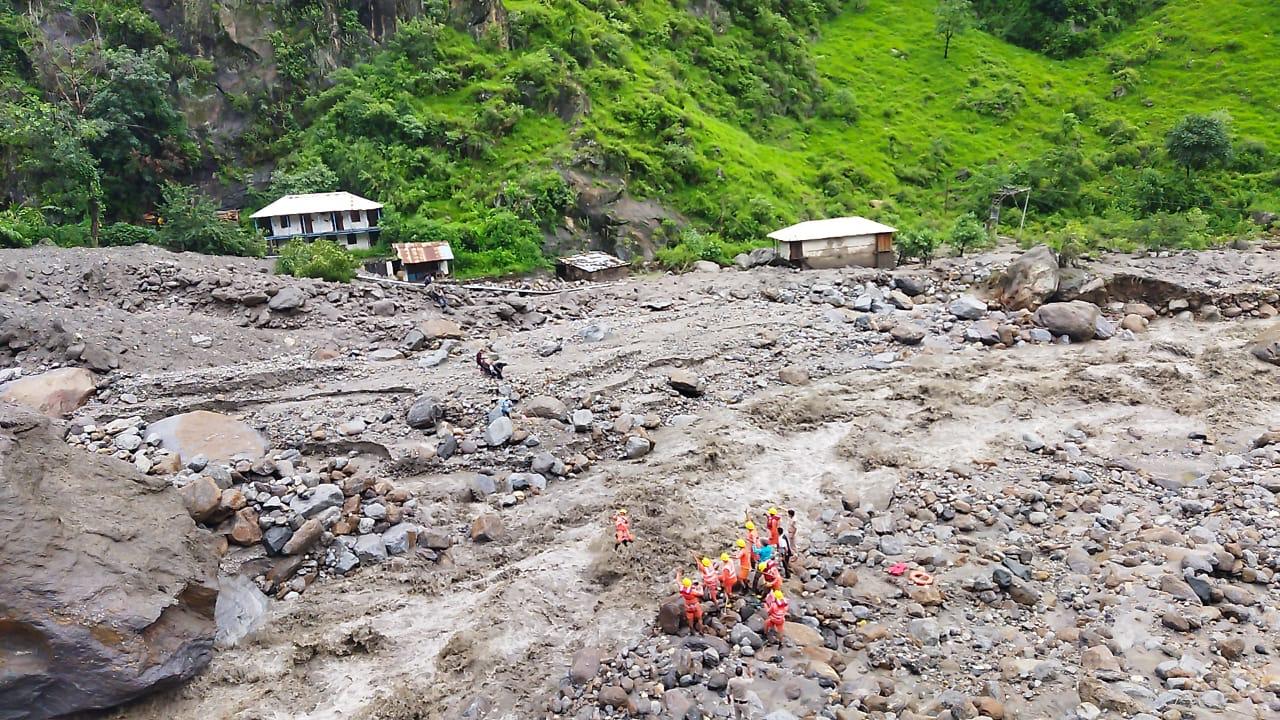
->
[145,410,269,463]
[991,244,1059,311]
[0,368,96,417]
[0,403,219,720]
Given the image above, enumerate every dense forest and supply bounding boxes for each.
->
[1,0,1277,276]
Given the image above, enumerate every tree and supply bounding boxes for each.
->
[935,0,975,60]
[1165,113,1233,179]
[276,239,359,282]
[155,183,265,257]
[897,228,941,265]
[0,102,105,245]
[268,160,340,197]
[949,213,987,256]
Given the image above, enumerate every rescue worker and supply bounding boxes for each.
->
[677,576,704,633]
[766,507,782,548]
[718,552,737,603]
[755,560,783,594]
[763,589,789,645]
[734,539,752,587]
[612,509,634,551]
[697,557,721,605]
[777,527,792,578]
[744,520,759,561]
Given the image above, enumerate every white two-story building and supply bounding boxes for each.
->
[250,191,383,253]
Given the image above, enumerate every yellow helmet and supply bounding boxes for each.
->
[757,562,768,571]
[745,521,755,531]
[681,578,692,588]
[720,553,730,562]
[618,508,627,514]
[701,557,712,567]
[773,589,784,600]
[767,507,778,516]
[736,539,746,548]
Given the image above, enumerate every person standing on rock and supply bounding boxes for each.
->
[612,509,634,551]
[743,519,759,561]
[734,539,752,588]
[777,528,793,579]
[718,553,737,605]
[765,507,782,548]
[726,665,754,720]
[695,555,721,606]
[676,575,704,633]
[763,589,789,646]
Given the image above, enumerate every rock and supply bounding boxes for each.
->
[1033,301,1102,342]
[524,395,567,420]
[369,348,404,361]
[437,433,458,460]
[570,409,594,432]
[1094,316,1116,340]
[399,328,427,353]
[657,595,684,635]
[1249,324,1280,366]
[471,513,504,542]
[289,484,344,519]
[779,366,809,385]
[485,416,514,446]
[965,319,1000,345]
[228,508,262,546]
[1121,314,1148,332]
[262,526,292,556]
[624,436,652,459]
[406,395,444,429]
[537,340,562,357]
[0,405,220,719]
[506,472,546,492]
[423,318,464,339]
[0,368,96,417]
[471,474,497,499]
[895,276,928,296]
[337,418,366,436]
[370,299,396,316]
[890,324,925,345]
[598,685,630,708]
[145,411,269,464]
[353,533,388,564]
[1124,302,1157,319]
[531,452,563,477]
[692,260,720,273]
[178,476,226,524]
[992,244,1059,310]
[332,546,360,575]
[1081,645,1121,672]
[417,340,456,368]
[570,647,603,685]
[267,286,307,311]
[383,523,418,555]
[667,369,704,397]
[949,295,987,320]
[282,518,322,555]
[578,323,609,343]
[1077,677,1146,715]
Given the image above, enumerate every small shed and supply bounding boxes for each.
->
[768,217,897,269]
[392,242,454,281]
[555,251,630,282]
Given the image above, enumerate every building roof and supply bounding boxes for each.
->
[767,217,897,243]
[250,192,383,219]
[393,242,454,264]
[556,251,629,272]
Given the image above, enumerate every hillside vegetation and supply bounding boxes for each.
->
[1,0,1277,275]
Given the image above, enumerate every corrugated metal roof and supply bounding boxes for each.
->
[393,242,455,264]
[556,251,628,272]
[250,192,383,219]
[767,217,897,242]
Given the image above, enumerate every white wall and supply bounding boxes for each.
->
[266,210,379,238]
[798,234,878,268]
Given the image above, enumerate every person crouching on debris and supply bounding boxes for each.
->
[718,553,737,604]
[763,589,789,645]
[612,509,634,551]
[476,349,506,380]
[695,556,721,606]
[676,575,704,633]
[755,560,783,595]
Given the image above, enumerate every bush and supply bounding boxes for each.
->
[818,87,859,123]
[948,213,988,256]
[100,222,157,247]
[156,184,266,257]
[276,239,360,282]
[896,227,941,265]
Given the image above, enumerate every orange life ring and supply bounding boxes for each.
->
[908,570,934,586]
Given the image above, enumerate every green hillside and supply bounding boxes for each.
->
[1,0,1277,274]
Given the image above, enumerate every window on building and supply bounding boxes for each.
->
[346,236,357,246]
[280,215,290,229]
[350,210,361,223]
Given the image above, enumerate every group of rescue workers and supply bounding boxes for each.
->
[611,505,798,647]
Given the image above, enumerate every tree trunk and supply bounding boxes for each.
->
[89,196,100,248]
[944,32,951,59]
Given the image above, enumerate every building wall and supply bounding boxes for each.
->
[266,210,378,238]
[799,234,878,268]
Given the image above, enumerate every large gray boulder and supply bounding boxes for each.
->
[1250,324,1280,366]
[267,286,307,311]
[523,396,568,421]
[992,244,1059,311]
[406,395,444,429]
[1033,301,1102,342]
[0,403,219,720]
[144,411,269,464]
[948,295,987,320]
[289,483,344,519]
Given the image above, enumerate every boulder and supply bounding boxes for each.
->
[144,411,269,464]
[353,534,388,564]
[570,647,603,685]
[406,395,444,429]
[890,324,925,345]
[423,318,464,339]
[178,476,226,524]
[370,299,396,317]
[289,484,344,519]
[692,260,720,273]
[894,276,928,296]
[382,523,419,555]
[267,286,306,311]
[779,366,809,385]
[262,526,292,556]
[524,395,568,420]
[624,436,652,459]
[485,416,514,446]
[282,518,322,555]
[949,295,987,320]
[1121,314,1148,332]
[1033,301,1102,342]
[1249,324,1280,366]
[571,409,594,432]
[471,513,504,542]
[227,509,263,546]
[992,244,1059,310]
[0,368,96,417]
[0,405,219,720]
[667,369,704,397]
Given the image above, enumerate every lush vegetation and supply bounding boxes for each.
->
[0,0,1277,273]
[276,238,360,281]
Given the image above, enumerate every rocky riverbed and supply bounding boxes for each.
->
[1,241,1278,720]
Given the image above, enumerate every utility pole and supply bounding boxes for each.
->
[987,186,1031,240]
